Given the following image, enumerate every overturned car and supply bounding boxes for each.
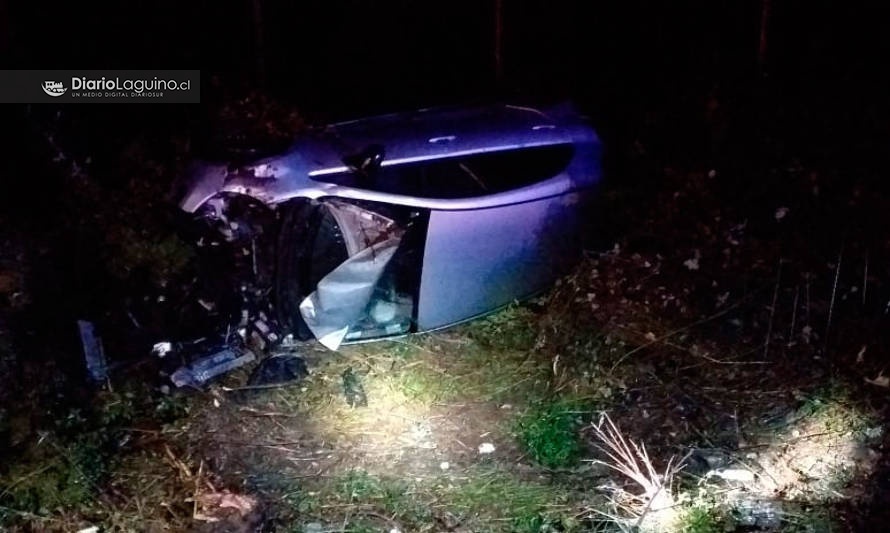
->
[178,102,602,350]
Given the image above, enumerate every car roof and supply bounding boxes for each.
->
[313,102,587,171]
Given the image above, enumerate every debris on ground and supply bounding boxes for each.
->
[193,489,259,523]
[248,352,309,386]
[170,345,256,388]
[77,320,107,382]
[341,367,368,407]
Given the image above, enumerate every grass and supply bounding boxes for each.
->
[3,289,872,531]
[250,319,606,532]
[514,399,586,469]
[466,303,540,352]
[680,505,725,533]
[290,467,577,532]
[0,385,195,528]
[268,325,559,453]
[293,469,432,531]
[778,504,838,532]
[791,381,874,436]
[448,469,573,531]
[1,439,105,515]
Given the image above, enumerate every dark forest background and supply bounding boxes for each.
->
[1,0,887,167]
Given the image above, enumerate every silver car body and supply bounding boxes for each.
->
[179,102,602,345]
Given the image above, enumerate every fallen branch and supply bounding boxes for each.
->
[588,413,689,527]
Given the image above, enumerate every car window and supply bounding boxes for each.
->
[316,143,575,199]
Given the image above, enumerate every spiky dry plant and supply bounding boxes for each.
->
[588,413,689,531]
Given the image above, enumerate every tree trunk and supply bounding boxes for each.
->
[252,0,266,88]
[0,0,10,62]
[494,0,504,83]
[758,0,772,77]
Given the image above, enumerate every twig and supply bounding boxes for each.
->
[788,284,799,346]
[0,464,55,498]
[0,504,59,523]
[733,408,745,448]
[633,464,669,530]
[222,381,301,392]
[122,427,162,434]
[388,337,437,354]
[805,273,811,326]
[193,459,203,519]
[238,406,300,418]
[217,440,305,448]
[663,340,768,365]
[701,386,785,395]
[824,243,844,354]
[764,258,783,359]
[863,249,869,307]
[609,297,749,372]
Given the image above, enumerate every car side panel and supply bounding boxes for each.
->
[416,191,584,331]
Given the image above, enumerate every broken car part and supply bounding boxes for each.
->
[77,320,108,382]
[170,345,256,388]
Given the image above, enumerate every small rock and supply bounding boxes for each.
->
[713,468,755,482]
[152,342,173,358]
[303,522,324,533]
[478,442,495,454]
[865,426,884,440]
[439,461,450,471]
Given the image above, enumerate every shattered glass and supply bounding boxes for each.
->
[298,201,407,350]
